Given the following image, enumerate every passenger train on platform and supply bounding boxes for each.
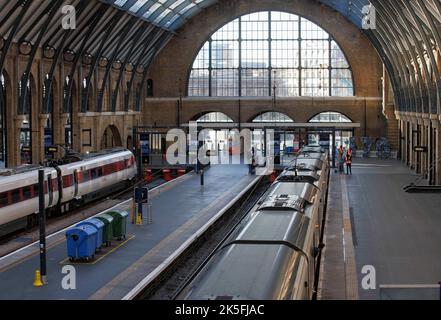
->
[180,144,329,300]
[0,148,137,237]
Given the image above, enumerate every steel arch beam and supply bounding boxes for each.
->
[403,0,440,115]
[96,16,139,112]
[19,0,63,115]
[110,25,150,112]
[125,30,166,111]
[0,0,34,75]
[392,0,434,114]
[373,0,425,113]
[81,11,123,113]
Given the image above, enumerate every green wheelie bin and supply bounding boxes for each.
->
[95,213,114,246]
[107,210,129,240]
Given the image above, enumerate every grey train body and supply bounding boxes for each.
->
[180,145,329,300]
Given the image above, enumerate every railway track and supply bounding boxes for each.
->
[0,170,165,257]
[128,175,271,300]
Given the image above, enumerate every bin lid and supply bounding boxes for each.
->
[66,225,97,238]
[107,210,129,219]
[77,218,104,230]
[95,213,114,224]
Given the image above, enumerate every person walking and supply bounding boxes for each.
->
[346,147,353,175]
[338,145,345,175]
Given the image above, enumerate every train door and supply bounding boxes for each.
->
[47,173,53,207]
[73,170,79,198]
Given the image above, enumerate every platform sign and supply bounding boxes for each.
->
[46,146,58,153]
[413,146,428,153]
[133,187,149,225]
[140,133,150,164]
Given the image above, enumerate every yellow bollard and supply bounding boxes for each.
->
[136,213,143,226]
[33,270,43,287]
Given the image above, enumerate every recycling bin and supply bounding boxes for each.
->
[107,210,129,240]
[76,218,105,251]
[95,213,114,246]
[65,225,97,261]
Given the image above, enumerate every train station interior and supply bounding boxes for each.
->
[0,0,440,303]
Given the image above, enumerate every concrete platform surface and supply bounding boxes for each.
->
[0,164,257,300]
[319,158,441,300]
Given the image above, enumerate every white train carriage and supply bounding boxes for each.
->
[57,149,137,206]
[0,167,59,227]
[180,144,330,300]
[0,149,137,236]
[182,181,323,300]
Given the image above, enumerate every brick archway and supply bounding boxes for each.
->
[100,124,123,149]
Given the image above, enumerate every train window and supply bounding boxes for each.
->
[91,168,98,180]
[23,186,32,200]
[52,179,58,192]
[0,193,8,207]
[98,167,103,177]
[82,170,90,182]
[63,175,73,187]
[34,183,39,195]
[12,189,21,202]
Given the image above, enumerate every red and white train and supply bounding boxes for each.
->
[0,148,137,237]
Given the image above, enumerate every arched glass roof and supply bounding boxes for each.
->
[100,0,375,32]
[101,0,218,30]
[0,0,439,116]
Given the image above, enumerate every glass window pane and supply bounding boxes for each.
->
[253,112,294,122]
[310,112,352,123]
[211,41,239,68]
[331,41,349,68]
[197,112,233,122]
[241,69,269,96]
[241,12,269,40]
[301,69,329,96]
[242,41,269,68]
[192,42,210,69]
[212,69,239,96]
[273,69,299,97]
[271,40,299,68]
[301,18,329,39]
[212,19,239,40]
[271,12,299,39]
[188,70,209,96]
[301,40,329,68]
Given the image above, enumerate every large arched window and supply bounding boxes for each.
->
[196,112,234,123]
[252,112,294,123]
[189,11,354,98]
[309,111,352,123]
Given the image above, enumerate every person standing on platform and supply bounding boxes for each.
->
[346,147,353,175]
[338,145,345,175]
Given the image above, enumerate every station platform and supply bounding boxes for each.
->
[319,158,441,300]
[0,164,260,300]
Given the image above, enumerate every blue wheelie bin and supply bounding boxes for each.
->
[76,218,105,251]
[65,225,97,262]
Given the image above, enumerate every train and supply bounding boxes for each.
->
[0,148,137,237]
[179,144,329,300]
